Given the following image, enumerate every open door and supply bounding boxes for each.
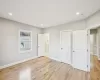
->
[38,34,49,57]
[38,34,45,56]
[72,30,88,71]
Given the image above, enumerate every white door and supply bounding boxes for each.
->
[60,31,72,64]
[73,30,88,71]
[38,34,45,56]
[44,34,49,56]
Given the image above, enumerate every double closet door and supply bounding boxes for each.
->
[60,30,88,71]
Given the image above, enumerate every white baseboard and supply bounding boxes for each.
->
[91,53,97,56]
[93,54,97,56]
[98,58,100,60]
[46,56,62,62]
[48,56,89,72]
[91,54,100,60]
[0,56,39,70]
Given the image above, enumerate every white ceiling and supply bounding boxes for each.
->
[0,0,100,28]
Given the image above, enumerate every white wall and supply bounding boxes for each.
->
[87,10,100,29]
[43,20,87,59]
[0,18,42,66]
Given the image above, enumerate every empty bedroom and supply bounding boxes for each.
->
[0,0,100,80]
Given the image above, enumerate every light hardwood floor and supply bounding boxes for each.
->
[0,56,89,80]
[90,55,100,80]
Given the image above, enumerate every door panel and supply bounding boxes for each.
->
[38,34,45,56]
[73,30,88,71]
[60,31,72,64]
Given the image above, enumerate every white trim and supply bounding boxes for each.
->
[86,24,100,61]
[0,56,39,70]
[47,57,62,62]
[96,31,100,59]
[87,30,90,72]
[87,25,100,72]
[48,56,88,72]
[92,54,98,56]
[86,24,100,30]
[98,58,100,60]
[72,65,88,72]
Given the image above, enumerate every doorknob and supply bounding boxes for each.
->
[73,51,75,52]
[61,48,63,50]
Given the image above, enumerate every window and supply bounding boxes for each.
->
[19,30,32,53]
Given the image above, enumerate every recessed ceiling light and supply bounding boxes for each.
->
[76,12,80,15]
[8,13,12,16]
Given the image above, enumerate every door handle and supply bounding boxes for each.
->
[61,48,63,50]
[73,51,75,52]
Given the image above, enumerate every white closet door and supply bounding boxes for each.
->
[60,31,72,64]
[73,30,88,71]
[38,34,45,56]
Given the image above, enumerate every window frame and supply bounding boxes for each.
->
[19,30,32,53]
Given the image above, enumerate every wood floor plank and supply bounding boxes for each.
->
[35,61,64,80]
[48,63,71,80]
[0,57,89,80]
[32,60,58,79]
[90,55,100,80]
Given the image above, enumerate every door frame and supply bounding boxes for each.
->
[86,26,100,71]
[60,30,73,65]
[86,25,100,59]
